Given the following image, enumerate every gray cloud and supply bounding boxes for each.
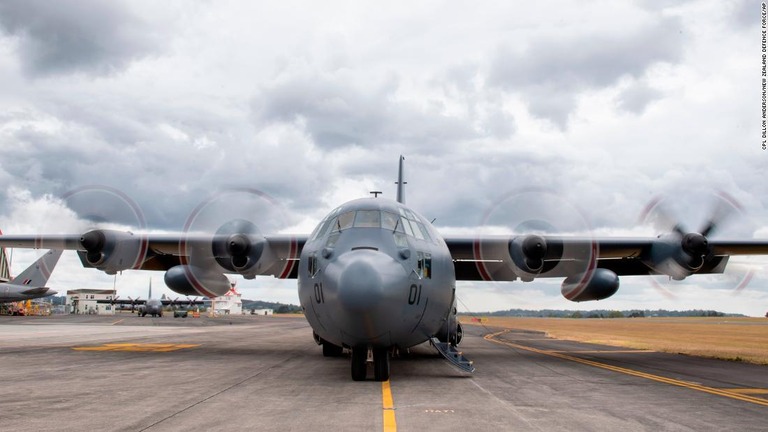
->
[617,79,664,114]
[252,71,479,151]
[0,0,162,76]
[488,16,684,128]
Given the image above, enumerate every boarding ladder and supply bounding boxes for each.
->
[429,337,475,374]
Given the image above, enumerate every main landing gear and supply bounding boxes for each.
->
[351,346,391,381]
[322,342,344,357]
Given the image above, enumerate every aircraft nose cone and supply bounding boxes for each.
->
[337,255,384,312]
[325,249,405,315]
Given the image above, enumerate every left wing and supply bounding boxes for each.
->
[445,234,768,301]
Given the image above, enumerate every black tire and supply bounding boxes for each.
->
[351,347,367,381]
[373,348,390,382]
[323,342,343,357]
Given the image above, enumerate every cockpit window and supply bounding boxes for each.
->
[333,211,355,232]
[312,208,433,242]
[311,216,335,240]
[354,210,380,228]
[381,211,399,231]
[400,217,415,237]
[416,221,432,242]
[407,219,424,240]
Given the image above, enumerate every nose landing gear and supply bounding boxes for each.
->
[350,346,391,381]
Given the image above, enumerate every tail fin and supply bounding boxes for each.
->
[0,229,10,281]
[9,250,63,288]
[396,155,406,204]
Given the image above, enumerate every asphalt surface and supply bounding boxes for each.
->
[0,313,766,431]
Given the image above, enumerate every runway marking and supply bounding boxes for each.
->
[547,350,656,354]
[382,380,397,432]
[111,319,125,325]
[485,330,768,408]
[723,388,768,395]
[72,343,200,352]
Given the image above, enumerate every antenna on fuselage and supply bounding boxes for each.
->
[370,191,382,198]
[395,155,406,204]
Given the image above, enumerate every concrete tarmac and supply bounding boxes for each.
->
[0,314,766,431]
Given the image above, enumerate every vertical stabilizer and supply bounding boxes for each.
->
[0,229,10,281]
[396,155,407,204]
[8,250,62,287]
[148,278,153,299]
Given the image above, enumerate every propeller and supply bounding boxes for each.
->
[167,297,180,308]
[639,190,753,297]
[180,187,295,297]
[127,296,141,312]
[474,187,596,284]
[64,186,149,271]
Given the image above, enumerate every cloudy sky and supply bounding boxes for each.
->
[1,0,766,316]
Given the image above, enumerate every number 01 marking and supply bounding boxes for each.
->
[408,284,422,305]
[314,283,325,303]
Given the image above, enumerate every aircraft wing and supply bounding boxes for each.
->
[96,298,147,306]
[158,298,206,306]
[94,298,206,306]
[445,235,768,281]
[0,232,306,279]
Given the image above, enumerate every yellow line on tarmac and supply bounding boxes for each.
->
[723,388,768,395]
[111,319,125,325]
[548,350,656,354]
[72,343,200,352]
[382,380,397,432]
[485,331,768,408]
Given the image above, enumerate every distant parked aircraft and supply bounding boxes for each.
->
[98,280,204,317]
[0,250,62,303]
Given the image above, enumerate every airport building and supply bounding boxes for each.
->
[66,289,117,315]
[251,308,274,316]
[212,285,243,315]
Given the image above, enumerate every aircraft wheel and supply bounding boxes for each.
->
[373,348,390,382]
[351,347,367,381]
[323,342,344,357]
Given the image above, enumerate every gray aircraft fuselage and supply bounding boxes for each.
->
[139,298,163,317]
[298,197,456,351]
[0,284,57,303]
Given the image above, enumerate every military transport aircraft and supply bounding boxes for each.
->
[98,280,205,317]
[0,156,767,381]
[0,249,62,303]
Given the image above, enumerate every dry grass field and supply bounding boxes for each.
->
[461,316,768,365]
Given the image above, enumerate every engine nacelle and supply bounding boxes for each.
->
[561,268,620,302]
[211,219,272,275]
[78,230,146,274]
[509,235,547,281]
[645,234,707,280]
[164,265,231,297]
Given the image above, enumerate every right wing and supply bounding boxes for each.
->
[0,231,305,278]
[0,230,306,297]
